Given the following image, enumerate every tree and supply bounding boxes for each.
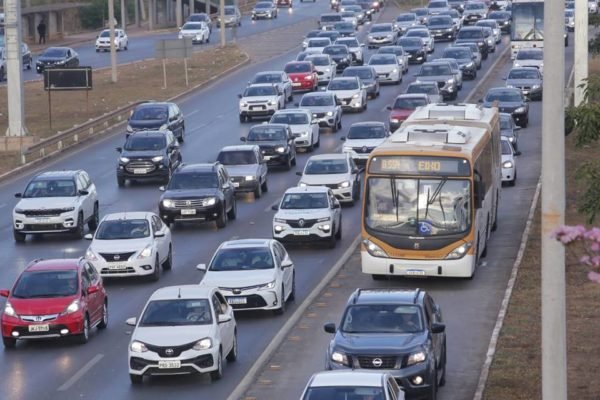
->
[553,226,600,283]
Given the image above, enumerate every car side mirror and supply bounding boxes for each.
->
[514,126,521,131]
[281,259,293,269]
[271,204,279,211]
[126,317,137,326]
[340,136,346,141]
[154,231,165,238]
[0,290,9,298]
[296,171,303,176]
[14,193,22,198]
[196,263,207,271]
[218,314,232,324]
[84,233,93,240]
[351,168,359,174]
[386,105,392,110]
[78,190,89,196]
[515,150,522,156]
[238,94,243,99]
[87,286,100,295]
[324,322,336,334]
[431,322,446,334]
[115,147,122,153]
[332,202,341,209]
[240,137,247,142]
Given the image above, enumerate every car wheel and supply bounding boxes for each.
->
[95,49,100,53]
[239,114,246,123]
[362,101,367,111]
[289,272,296,301]
[27,60,32,70]
[314,133,320,148]
[73,212,85,239]
[439,343,447,386]
[216,205,228,228]
[117,176,125,187]
[2,336,16,349]
[335,219,342,239]
[88,203,99,231]
[178,127,185,143]
[130,374,143,384]
[428,371,438,400]
[254,182,262,198]
[76,315,90,344]
[162,245,173,270]
[273,285,286,315]
[285,156,292,171]
[150,255,160,282]
[226,332,238,362]
[261,179,269,193]
[210,350,224,380]
[13,230,26,243]
[98,301,108,329]
[328,232,337,248]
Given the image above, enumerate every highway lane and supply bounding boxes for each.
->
[0,8,519,400]
[18,1,330,82]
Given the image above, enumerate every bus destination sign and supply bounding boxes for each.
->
[369,156,471,176]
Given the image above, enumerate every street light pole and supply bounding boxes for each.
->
[4,0,27,137]
[219,0,226,47]
[541,0,567,399]
[574,0,589,106]
[109,0,118,83]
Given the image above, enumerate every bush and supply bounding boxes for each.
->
[79,0,132,30]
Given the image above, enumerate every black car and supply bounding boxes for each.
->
[323,44,352,72]
[488,11,512,34]
[333,21,356,37]
[158,163,236,228]
[127,102,186,142]
[397,37,427,64]
[241,124,297,170]
[342,66,380,99]
[481,87,529,128]
[324,288,446,400]
[35,46,79,73]
[442,46,477,79]
[216,144,269,198]
[454,27,489,59]
[426,15,456,41]
[116,130,182,186]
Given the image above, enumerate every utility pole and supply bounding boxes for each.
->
[219,0,226,47]
[189,0,194,15]
[541,0,567,399]
[109,0,118,83]
[121,0,127,28]
[574,0,589,106]
[4,0,27,137]
[176,0,183,27]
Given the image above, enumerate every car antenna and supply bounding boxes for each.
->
[178,288,182,299]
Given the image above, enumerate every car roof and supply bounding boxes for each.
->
[285,186,330,194]
[149,285,215,301]
[350,121,386,128]
[220,145,258,152]
[102,211,151,221]
[250,123,288,129]
[255,71,282,76]
[176,163,219,173]
[302,92,334,98]
[308,371,386,388]
[26,259,81,272]
[45,46,72,51]
[137,102,171,108]
[350,288,424,305]
[247,83,277,89]
[219,239,272,249]
[308,153,348,161]
[409,81,437,87]
[34,170,80,180]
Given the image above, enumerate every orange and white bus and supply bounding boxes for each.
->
[361,103,501,279]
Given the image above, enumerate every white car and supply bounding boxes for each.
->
[513,48,544,75]
[340,121,389,164]
[13,170,99,242]
[340,11,359,28]
[95,29,128,51]
[589,0,598,14]
[305,37,332,54]
[367,53,402,85]
[178,21,210,44]
[326,77,367,112]
[377,46,409,74]
[427,0,451,15]
[272,186,342,247]
[270,109,320,151]
[297,153,361,205]
[300,371,405,400]
[367,23,398,48]
[306,54,337,84]
[405,28,435,52]
[335,37,365,65]
[476,19,501,44]
[501,136,517,186]
[84,212,172,281]
[248,71,293,103]
[394,13,420,34]
[198,239,295,314]
[238,84,285,122]
[565,10,575,32]
[126,285,237,384]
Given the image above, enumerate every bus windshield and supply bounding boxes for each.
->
[365,177,471,236]
[511,2,544,41]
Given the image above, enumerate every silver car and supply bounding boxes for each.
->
[394,13,420,34]
[326,77,368,112]
[217,145,269,197]
[415,61,458,100]
[367,23,398,48]
[406,81,442,103]
[335,37,365,65]
[435,58,463,90]
[377,46,409,74]
[298,92,343,132]
[306,54,337,84]
[217,5,242,27]
[505,67,543,101]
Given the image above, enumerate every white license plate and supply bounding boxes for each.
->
[405,269,426,276]
[263,156,272,160]
[34,217,51,223]
[233,182,240,188]
[294,230,310,236]
[292,82,301,87]
[133,168,146,174]
[28,324,49,332]
[181,209,196,215]
[227,297,247,305]
[158,360,181,369]
[108,263,128,270]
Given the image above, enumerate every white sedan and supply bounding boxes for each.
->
[178,21,210,44]
[270,109,320,151]
[501,136,517,186]
[95,29,128,51]
[367,53,401,85]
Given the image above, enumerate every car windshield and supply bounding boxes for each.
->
[399,38,422,47]
[340,12,356,18]
[224,7,235,14]
[369,55,395,65]
[500,116,512,130]
[248,127,287,141]
[271,113,309,125]
[43,48,67,57]
[306,31,321,39]
[124,135,166,151]
[139,299,213,326]
[348,125,386,139]
[12,270,79,299]
[324,46,348,55]
[23,179,76,198]
[308,39,331,47]
[328,79,359,90]
[244,86,277,96]
[420,64,452,76]
[131,106,168,121]
[100,31,113,37]
[406,30,428,38]
[334,22,354,30]
[465,2,485,10]
[412,8,428,16]
[442,10,459,18]
[394,96,428,109]
[379,47,403,55]
[321,15,342,22]
[284,63,311,73]
[256,2,271,8]
[252,73,282,84]
[305,159,348,174]
[95,219,150,240]
[489,11,509,19]
[457,29,482,39]
[281,192,329,209]
[397,14,416,21]
[477,21,496,29]
[429,16,451,25]
[217,150,257,165]
[343,68,374,79]
[371,25,392,33]
[501,140,513,155]
[303,387,385,400]
[508,69,539,79]
[429,1,447,8]
[300,95,334,106]
[182,23,203,30]
[366,177,471,236]
[516,50,543,60]
[341,304,424,334]
[306,56,329,66]
[407,84,437,94]
[443,48,471,59]
[210,248,274,271]
[188,14,208,21]
[167,172,218,189]
[337,38,359,47]
[486,90,522,102]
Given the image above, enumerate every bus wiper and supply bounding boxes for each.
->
[428,177,447,206]
[390,178,400,222]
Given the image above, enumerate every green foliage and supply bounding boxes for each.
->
[575,161,600,224]
[590,13,600,28]
[79,0,131,30]
[590,34,600,56]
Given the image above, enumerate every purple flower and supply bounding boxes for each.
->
[588,270,600,284]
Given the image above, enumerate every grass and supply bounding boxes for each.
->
[483,59,600,399]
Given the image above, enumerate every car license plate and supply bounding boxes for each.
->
[405,269,426,276]
[292,82,301,87]
[181,209,196,215]
[108,263,128,270]
[34,217,51,223]
[133,168,146,174]
[158,360,181,369]
[294,230,310,236]
[28,324,49,332]
[263,156,272,161]
[233,182,240,188]
[227,297,247,305]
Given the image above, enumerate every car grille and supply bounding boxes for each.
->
[352,146,375,154]
[145,341,197,357]
[226,294,268,309]
[21,314,59,323]
[99,251,136,262]
[21,208,73,217]
[125,161,156,174]
[516,86,531,91]
[130,355,213,371]
[23,223,65,231]
[286,218,318,228]
[172,199,206,208]
[357,355,398,369]
[100,266,136,274]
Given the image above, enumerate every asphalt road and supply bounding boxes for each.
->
[0,5,574,400]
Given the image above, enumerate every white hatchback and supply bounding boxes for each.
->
[300,371,405,400]
[367,53,401,84]
[340,121,389,164]
[95,29,128,51]
[270,109,320,151]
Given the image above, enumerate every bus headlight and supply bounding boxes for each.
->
[445,241,472,260]
[363,239,388,258]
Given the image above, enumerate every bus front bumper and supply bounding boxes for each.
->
[361,251,475,278]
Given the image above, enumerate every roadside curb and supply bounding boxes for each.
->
[464,45,510,103]
[226,235,361,400]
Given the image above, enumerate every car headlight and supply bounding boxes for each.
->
[274,218,286,223]
[258,280,276,290]
[137,244,153,259]
[325,68,331,72]
[178,34,184,39]
[268,100,277,106]
[508,136,515,143]
[85,248,97,261]
[245,175,255,181]
[275,146,286,153]
[407,351,427,366]
[152,156,164,163]
[392,68,398,73]
[326,111,334,116]
[352,93,359,99]
[339,181,351,188]
[446,78,454,84]
[514,106,527,113]
[331,350,350,366]
[446,28,453,32]
[532,84,540,89]
[120,156,130,163]
[445,241,472,260]
[477,41,483,46]
[126,125,133,132]
[298,182,307,187]
[514,62,521,67]
[363,239,388,258]
[304,75,314,80]
[506,84,514,88]
[503,161,514,169]
[162,199,175,208]
[4,302,17,318]
[158,124,168,131]
[62,299,80,315]
[202,197,217,206]
[240,101,248,107]
[193,337,213,350]
[130,341,148,353]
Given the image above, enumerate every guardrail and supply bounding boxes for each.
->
[20,101,145,165]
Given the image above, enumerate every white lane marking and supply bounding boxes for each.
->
[57,353,104,392]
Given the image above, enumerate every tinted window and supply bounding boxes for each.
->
[12,270,79,299]
[140,299,213,326]
[308,38,331,47]
[398,38,422,47]
[341,304,424,333]
[271,113,310,125]
[210,248,274,271]
[369,55,395,65]
[420,64,452,75]
[95,219,150,240]
[23,179,76,198]
[485,90,522,102]
[244,86,277,96]
[124,135,166,151]
[168,172,218,189]
[397,13,416,21]
[323,46,348,55]
[217,150,257,165]
[347,125,386,139]
[306,56,329,66]
[457,29,483,39]
[247,127,287,141]
[443,48,472,59]
[516,50,543,60]
[406,30,429,38]
[305,159,349,174]
[343,68,374,79]
[131,106,168,121]
[407,84,437,94]
[508,69,540,79]
[300,95,334,107]
[284,63,311,73]
[371,25,392,33]
[42,48,67,57]
[328,79,359,90]
[393,96,428,109]
[182,22,203,29]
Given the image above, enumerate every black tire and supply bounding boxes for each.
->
[211,350,224,380]
[481,222,489,258]
[226,332,238,362]
[428,371,438,400]
[439,343,447,387]
[27,60,32,70]
[162,246,173,270]
[314,134,320,148]
[13,230,26,243]
[216,205,228,229]
[261,179,268,192]
[130,374,143,384]
[228,198,237,220]
[335,220,342,239]
[76,316,90,344]
[285,156,292,171]
[73,213,85,239]
[273,285,286,315]
[2,336,16,349]
[177,127,185,143]
[150,255,160,282]
[371,274,386,280]
[239,114,246,123]
[117,176,125,187]
[88,203,99,231]
[98,301,108,329]
[288,272,296,301]
[254,183,262,198]
[291,154,297,166]
[327,233,337,249]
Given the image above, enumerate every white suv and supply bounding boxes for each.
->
[270,109,320,151]
[297,153,361,205]
[341,121,389,164]
[272,186,342,248]
[326,77,367,112]
[13,170,99,242]
[198,239,296,315]
[126,285,237,384]
[84,212,172,281]
[238,84,285,122]
[95,29,129,51]
[300,371,405,400]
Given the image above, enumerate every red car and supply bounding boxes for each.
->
[1,258,108,348]
[284,61,318,92]
[276,0,293,7]
[387,93,431,131]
